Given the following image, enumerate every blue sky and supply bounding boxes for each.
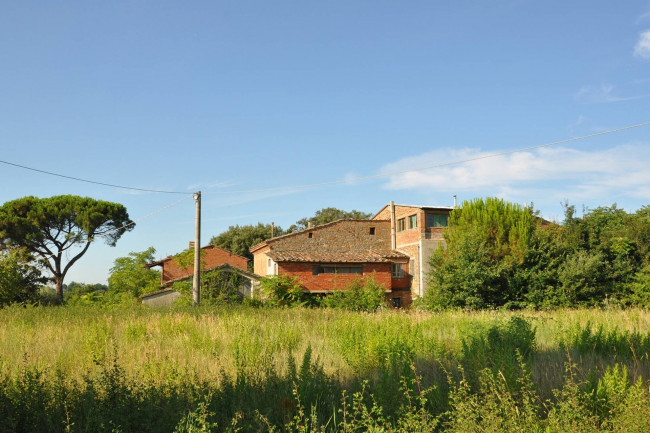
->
[1,1,649,284]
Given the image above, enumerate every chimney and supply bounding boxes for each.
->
[271,222,274,238]
[453,195,457,209]
[307,221,313,229]
[390,201,396,250]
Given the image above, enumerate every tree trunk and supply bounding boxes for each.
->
[55,277,64,304]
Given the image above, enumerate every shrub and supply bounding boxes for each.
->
[322,275,386,312]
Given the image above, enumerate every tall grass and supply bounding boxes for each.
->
[1,305,649,431]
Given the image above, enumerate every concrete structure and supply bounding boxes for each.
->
[141,288,182,307]
[250,202,453,307]
[147,244,249,287]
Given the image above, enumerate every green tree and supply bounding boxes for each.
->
[0,195,134,302]
[292,207,372,231]
[108,247,160,297]
[424,197,536,309]
[210,223,282,266]
[0,247,47,306]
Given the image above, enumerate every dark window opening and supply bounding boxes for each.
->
[426,213,448,227]
[308,232,313,238]
[369,227,375,235]
[391,297,402,308]
[313,265,363,275]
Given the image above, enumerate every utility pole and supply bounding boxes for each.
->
[192,191,201,306]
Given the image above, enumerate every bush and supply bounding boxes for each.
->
[322,275,387,312]
[259,274,314,307]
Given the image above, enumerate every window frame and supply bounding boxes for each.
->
[408,214,418,229]
[391,263,405,278]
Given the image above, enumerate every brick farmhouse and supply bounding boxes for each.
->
[250,202,453,307]
[146,244,249,287]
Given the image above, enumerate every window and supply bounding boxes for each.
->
[390,297,402,308]
[397,218,406,232]
[308,232,313,238]
[313,265,363,275]
[408,214,417,229]
[426,213,448,227]
[392,263,404,278]
[369,227,375,235]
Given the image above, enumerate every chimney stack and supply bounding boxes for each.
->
[453,195,457,209]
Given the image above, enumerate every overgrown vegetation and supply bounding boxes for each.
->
[422,198,650,310]
[1,306,650,432]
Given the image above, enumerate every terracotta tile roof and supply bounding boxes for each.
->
[267,249,409,263]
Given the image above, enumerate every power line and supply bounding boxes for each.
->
[0,159,188,194]
[206,120,650,194]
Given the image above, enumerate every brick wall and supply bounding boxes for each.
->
[277,262,392,292]
[161,246,249,283]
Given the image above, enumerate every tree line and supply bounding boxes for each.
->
[420,197,650,310]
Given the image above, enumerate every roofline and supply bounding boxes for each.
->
[250,219,389,253]
[371,203,455,220]
[159,263,261,287]
[147,244,249,268]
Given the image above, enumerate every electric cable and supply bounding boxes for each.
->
[0,159,189,194]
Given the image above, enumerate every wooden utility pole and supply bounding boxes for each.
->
[192,191,201,306]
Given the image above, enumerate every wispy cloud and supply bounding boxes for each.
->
[379,144,650,203]
[634,30,650,59]
[574,84,646,104]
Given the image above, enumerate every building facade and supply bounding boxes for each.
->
[251,202,453,307]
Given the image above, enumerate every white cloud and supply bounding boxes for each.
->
[379,144,650,202]
[574,84,644,104]
[634,30,650,59]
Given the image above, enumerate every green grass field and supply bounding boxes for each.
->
[1,305,650,432]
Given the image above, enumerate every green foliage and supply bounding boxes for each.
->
[0,195,133,301]
[422,198,650,310]
[210,223,281,266]
[0,248,46,307]
[424,197,536,310]
[260,274,314,307]
[321,275,387,312]
[108,247,160,297]
[173,268,246,305]
[291,207,372,232]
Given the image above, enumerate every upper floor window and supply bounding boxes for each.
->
[397,218,406,232]
[392,263,405,278]
[426,213,448,227]
[408,214,417,229]
[369,227,375,235]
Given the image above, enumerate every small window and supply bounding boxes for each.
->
[369,227,375,235]
[267,258,271,267]
[308,232,313,238]
[313,265,324,275]
[426,214,448,227]
[408,214,417,229]
[391,297,402,308]
[392,263,404,278]
[397,218,406,232]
